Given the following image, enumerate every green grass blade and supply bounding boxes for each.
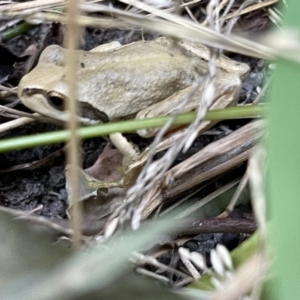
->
[0,104,264,152]
[269,2,300,299]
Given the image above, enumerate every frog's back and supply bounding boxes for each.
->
[77,38,208,120]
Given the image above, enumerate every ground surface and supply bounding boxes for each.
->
[0,6,268,257]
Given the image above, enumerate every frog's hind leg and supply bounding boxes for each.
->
[90,41,122,53]
[136,72,241,138]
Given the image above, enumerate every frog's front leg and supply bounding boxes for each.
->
[90,41,122,52]
[108,132,141,188]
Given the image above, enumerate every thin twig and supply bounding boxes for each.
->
[218,172,248,218]
[177,178,241,219]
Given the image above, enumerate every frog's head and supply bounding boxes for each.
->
[18,45,108,125]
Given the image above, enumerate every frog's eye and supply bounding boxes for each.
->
[47,91,66,111]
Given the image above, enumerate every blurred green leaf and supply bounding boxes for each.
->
[0,209,185,300]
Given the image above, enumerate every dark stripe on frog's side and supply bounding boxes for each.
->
[79,102,109,123]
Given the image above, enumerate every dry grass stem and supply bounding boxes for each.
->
[0,0,66,12]
[65,0,82,248]
[21,3,276,59]
[0,205,74,236]
[135,268,171,284]
[0,105,62,124]
[179,249,201,279]
[133,252,192,280]
[143,147,253,218]
[0,85,17,94]
[171,120,263,179]
[0,116,35,133]
[248,144,267,237]
[221,0,279,21]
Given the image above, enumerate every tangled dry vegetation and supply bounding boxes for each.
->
[0,0,291,299]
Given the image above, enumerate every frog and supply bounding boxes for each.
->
[18,37,249,134]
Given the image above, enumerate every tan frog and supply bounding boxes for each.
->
[18,37,249,137]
